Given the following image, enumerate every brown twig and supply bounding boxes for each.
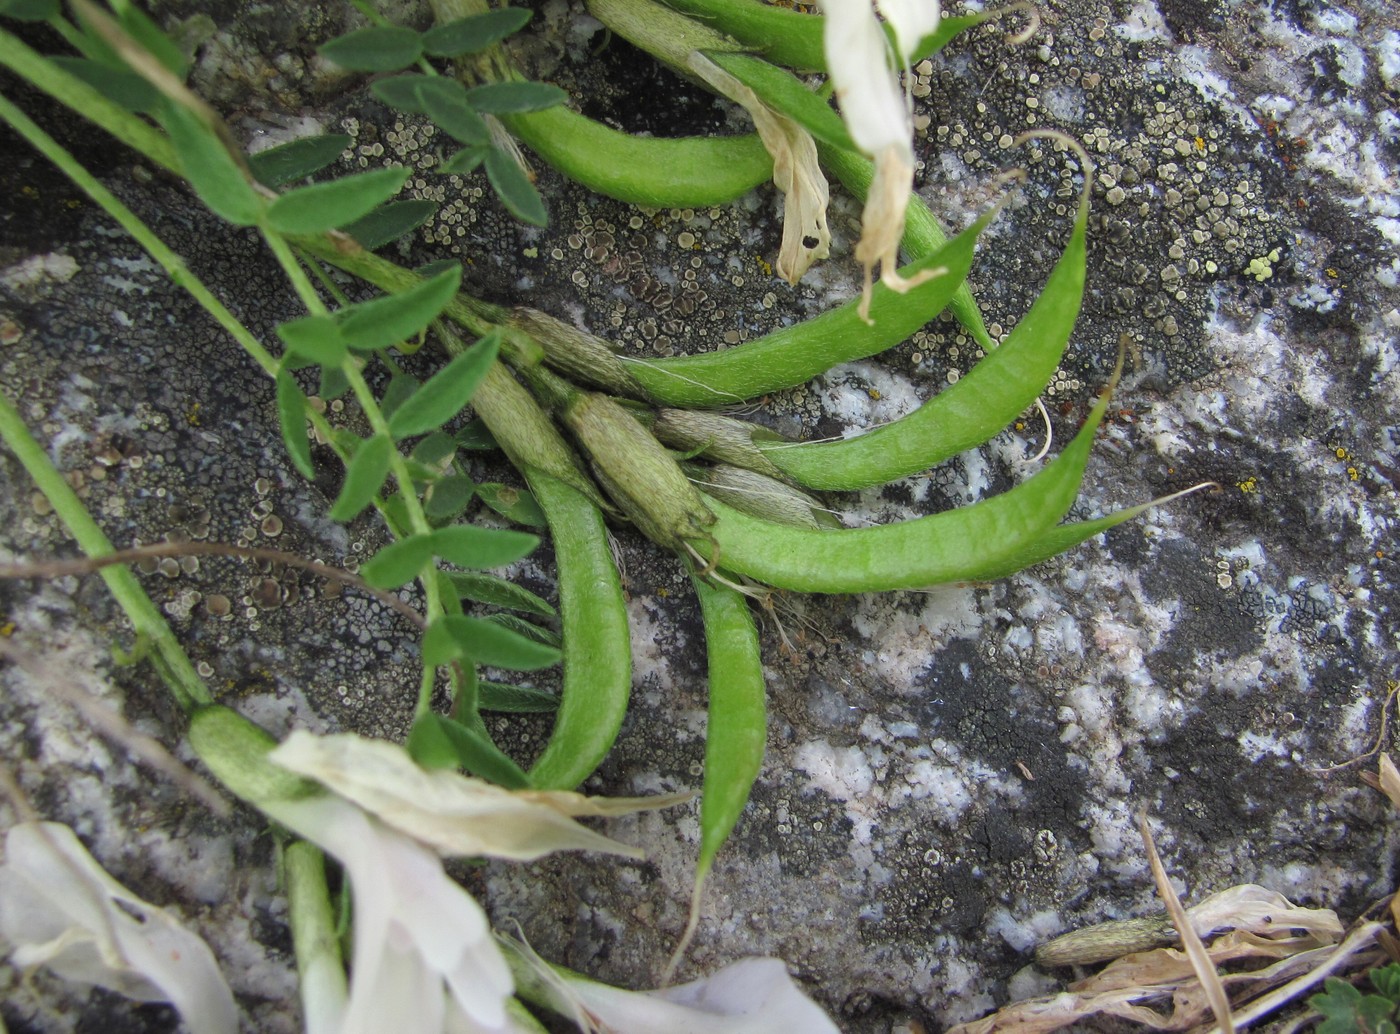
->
[1308,680,1400,775]
[1138,808,1235,1034]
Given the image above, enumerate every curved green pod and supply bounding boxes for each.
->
[691,381,1112,594]
[758,199,1087,490]
[525,470,633,790]
[818,143,996,352]
[627,205,995,407]
[691,573,766,885]
[658,0,998,73]
[502,106,772,208]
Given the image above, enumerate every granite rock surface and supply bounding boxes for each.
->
[1,0,1398,1030]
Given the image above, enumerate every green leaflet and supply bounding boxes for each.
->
[485,146,547,226]
[475,482,548,529]
[479,681,558,714]
[161,105,261,227]
[371,74,469,116]
[422,89,491,146]
[275,370,315,479]
[454,419,499,451]
[363,522,538,593]
[438,146,488,176]
[761,199,1088,490]
[484,612,561,649]
[407,712,531,788]
[629,205,994,406]
[447,570,556,618]
[276,314,346,366]
[339,264,463,355]
[411,430,458,469]
[265,166,412,235]
[343,199,438,250]
[248,134,351,187]
[48,57,160,113]
[318,26,423,72]
[328,434,392,522]
[431,523,540,570]
[386,331,500,439]
[422,9,533,56]
[695,384,1115,593]
[359,534,436,589]
[379,374,421,422]
[0,0,59,21]
[422,614,562,671]
[424,475,476,522]
[464,81,567,115]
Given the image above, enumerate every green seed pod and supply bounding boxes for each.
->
[652,408,792,481]
[687,462,829,530]
[589,0,744,71]
[187,705,320,808]
[1034,913,1176,968]
[508,307,649,402]
[563,391,715,551]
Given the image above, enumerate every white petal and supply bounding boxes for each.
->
[269,794,515,1033]
[821,0,911,156]
[0,822,238,1034]
[270,732,663,861]
[557,957,841,1034]
[874,0,941,61]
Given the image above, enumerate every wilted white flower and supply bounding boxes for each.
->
[0,821,238,1034]
[268,730,690,862]
[688,55,832,285]
[515,948,841,1034]
[823,0,942,320]
[265,730,689,1033]
[269,793,516,1034]
[190,711,689,1034]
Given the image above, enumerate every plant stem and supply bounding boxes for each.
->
[284,841,348,1030]
[0,390,210,710]
[261,229,445,672]
[0,90,279,377]
[0,27,178,173]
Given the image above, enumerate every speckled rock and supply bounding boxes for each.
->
[1,0,1397,1031]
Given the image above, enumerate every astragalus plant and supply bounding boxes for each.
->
[0,0,1198,1027]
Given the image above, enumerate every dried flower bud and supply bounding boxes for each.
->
[652,409,791,480]
[687,463,831,530]
[1034,914,1176,968]
[564,392,716,550]
[509,307,650,401]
